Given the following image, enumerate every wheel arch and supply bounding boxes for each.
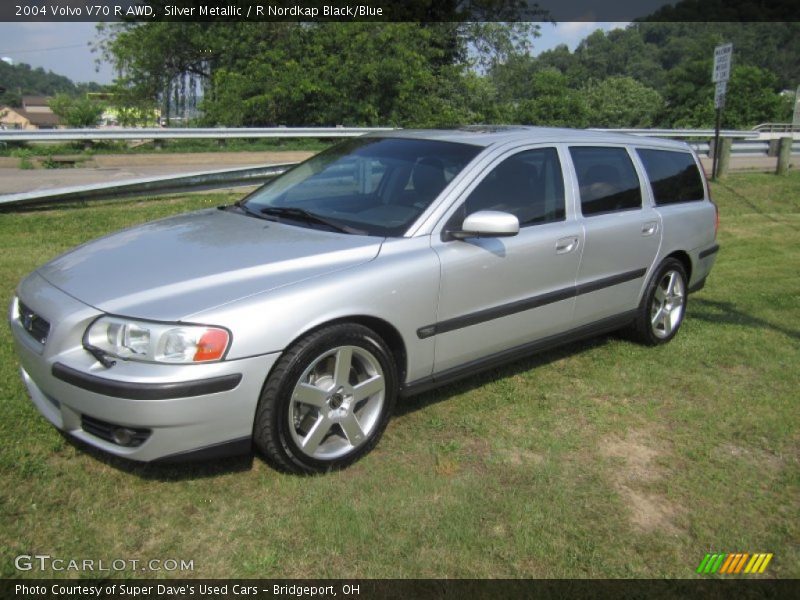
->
[279,315,408,387]
[664,249,692,282]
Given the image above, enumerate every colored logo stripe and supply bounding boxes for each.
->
[696,553,773,574]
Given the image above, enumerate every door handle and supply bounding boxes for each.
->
[641,221,658,236]
[556,236,579,254]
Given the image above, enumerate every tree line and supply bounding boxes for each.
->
[96,19,796,130]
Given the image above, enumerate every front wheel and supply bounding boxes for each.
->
[253,323,397,474]
[628,258,688,346]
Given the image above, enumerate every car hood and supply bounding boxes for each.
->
[37,208,383,321]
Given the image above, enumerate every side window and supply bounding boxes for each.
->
[570,147,642,216]
[637,149,705,205]
[453,148,565,228]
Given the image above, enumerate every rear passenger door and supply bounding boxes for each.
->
[568,146,661,327]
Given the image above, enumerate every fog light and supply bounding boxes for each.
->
[112,427,137,447]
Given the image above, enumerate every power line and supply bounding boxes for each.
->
[0,43,88,55]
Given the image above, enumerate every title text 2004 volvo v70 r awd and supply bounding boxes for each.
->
[10,127,719,474]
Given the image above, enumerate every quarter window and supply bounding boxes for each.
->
[455,148,565,228]
[570,147,642,216]
[637,149,705,205]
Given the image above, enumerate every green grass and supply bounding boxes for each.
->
[0,174,798,579]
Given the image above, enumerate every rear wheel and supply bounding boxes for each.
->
[253,323,397,474]
[628,258,688,345]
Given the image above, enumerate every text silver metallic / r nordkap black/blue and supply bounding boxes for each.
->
[9,127,719,474]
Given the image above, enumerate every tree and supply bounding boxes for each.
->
[584,77,664,128]
[99,16,539,127]
[723,66,785,129]
[513,70,589,127]
[664,61,785,128]
[193,23,533,127]
[49,94,105,128]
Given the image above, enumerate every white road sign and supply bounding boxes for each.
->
[713,43,733,83]
[714,81,728,109]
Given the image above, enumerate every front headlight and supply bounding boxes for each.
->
[85,316,231,364]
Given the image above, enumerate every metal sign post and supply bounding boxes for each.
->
[711,43,733,180]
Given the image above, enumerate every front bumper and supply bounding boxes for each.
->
[9,273,279,462]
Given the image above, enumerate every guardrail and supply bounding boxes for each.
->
[752,123,800,133]
[0,126,395,143]
[0,126,765,143]
[596,128,760,139]
[0,162,294,209]
[687,140,800,157]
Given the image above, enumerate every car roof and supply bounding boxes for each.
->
[370,126,691,151]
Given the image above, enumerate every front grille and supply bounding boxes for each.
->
[18,301,50,345]
[81,415,151,448]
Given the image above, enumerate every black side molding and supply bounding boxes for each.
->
[699,244,720,259]
[403,310,637,398]
[52,362,242,400]
[417,268,646,339]
[154,436,253,463]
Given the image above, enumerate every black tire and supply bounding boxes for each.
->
[628,258,688,346]
[253,323,397,474]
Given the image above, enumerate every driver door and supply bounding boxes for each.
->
[428,146,583,373]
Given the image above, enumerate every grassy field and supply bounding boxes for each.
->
[0,173,797,579]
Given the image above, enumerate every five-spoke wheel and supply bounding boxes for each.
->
[650,269,686,339]
[288,345,386,460]
[629,257,688,345]
[253,323,397,474]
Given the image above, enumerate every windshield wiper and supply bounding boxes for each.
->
[218,200,260,217]
[258,206,361,234]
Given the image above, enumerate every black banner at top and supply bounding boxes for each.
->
[1,0,799,23]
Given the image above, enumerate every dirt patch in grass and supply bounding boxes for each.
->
[601,430,683,535]
[500,448,545,467]
[715,442,783,473]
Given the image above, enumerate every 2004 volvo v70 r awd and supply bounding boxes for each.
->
[9,127,719,474]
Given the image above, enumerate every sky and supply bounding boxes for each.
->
[0,21,628,85]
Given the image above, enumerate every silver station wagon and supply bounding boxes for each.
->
[9,127,719,473]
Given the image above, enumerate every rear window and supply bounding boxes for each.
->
[637,149,705,205]
[570,147,642,216]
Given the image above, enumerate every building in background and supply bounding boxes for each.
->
[0,95,61,129]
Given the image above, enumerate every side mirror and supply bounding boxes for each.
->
[446,210,520,241]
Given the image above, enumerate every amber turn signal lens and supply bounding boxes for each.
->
[193,328,230,362]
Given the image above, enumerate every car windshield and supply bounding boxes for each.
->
[243,137,481,236]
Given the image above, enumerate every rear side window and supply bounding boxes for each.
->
[637,149,705,205]
[570,147,642,216]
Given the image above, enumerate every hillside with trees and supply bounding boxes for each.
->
[0,60,105,107]
[0,61,74,106]
[497,21,798,129]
